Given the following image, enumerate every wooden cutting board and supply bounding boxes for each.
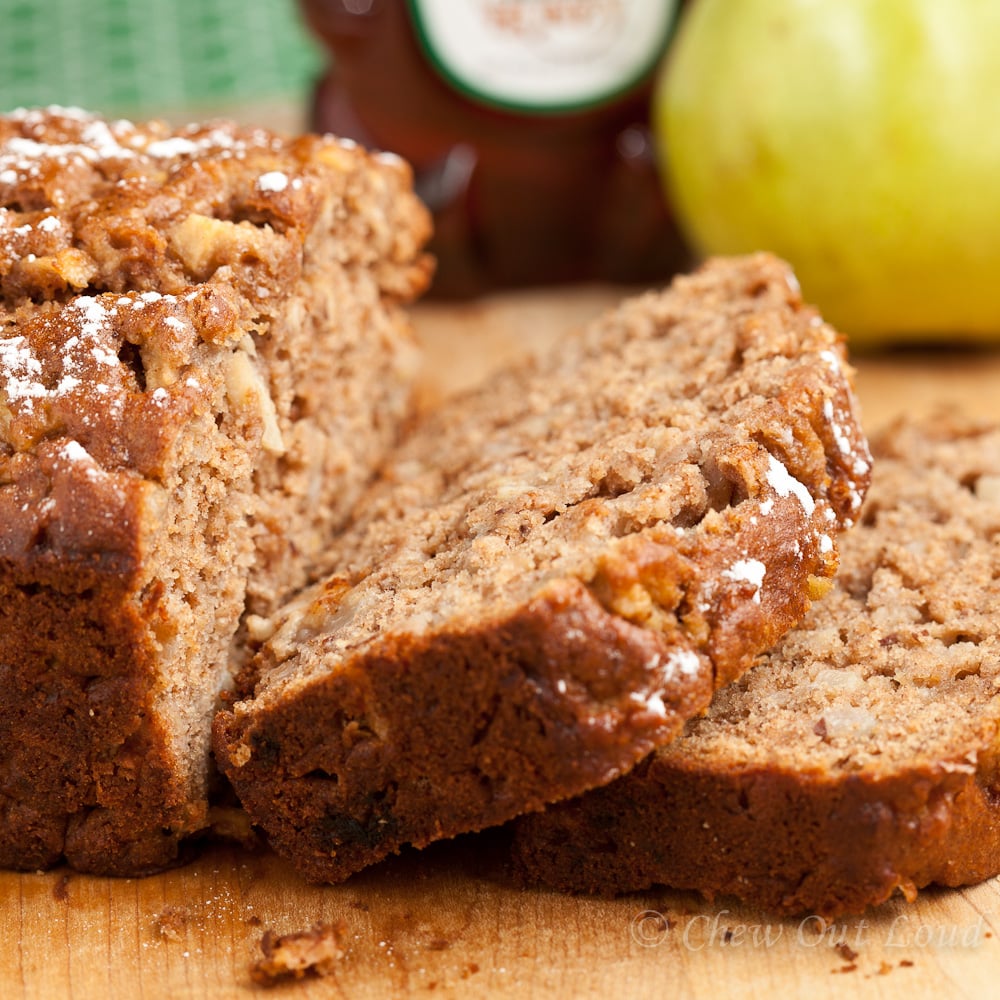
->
[5,287,1000,1000]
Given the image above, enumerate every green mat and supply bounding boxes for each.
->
[0,0,323,116]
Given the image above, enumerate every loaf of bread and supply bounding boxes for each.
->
[0,107,431,874]
[511,416,1000,917]
[213,254,872,884]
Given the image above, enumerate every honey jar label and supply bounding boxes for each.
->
[407,0,678,113]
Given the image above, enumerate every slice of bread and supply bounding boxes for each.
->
[511,416,1000,917]
[0,107,431,874]
[213,253,871,883]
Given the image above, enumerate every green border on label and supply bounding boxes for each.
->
[406,0,680,116]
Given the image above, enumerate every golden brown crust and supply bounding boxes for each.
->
[0,107,431,874]
[0,108,432,308]
[509,757,1000,918]
[214,254,871,884]
[0,551,180,873]
[511,416,1000,917]
[214,580,716,883]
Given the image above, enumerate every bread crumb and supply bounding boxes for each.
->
[206,805,262,850]
[249,922,345,986]
[835,942,858,962]
[154,906,190,942]
[52,874,70,903]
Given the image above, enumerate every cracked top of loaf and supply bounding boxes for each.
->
[0,106,432,562]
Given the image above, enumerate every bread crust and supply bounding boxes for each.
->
[214,579,715,882]
[510,750,1000,918]
[214,254,872,883]
[0,509,180,873]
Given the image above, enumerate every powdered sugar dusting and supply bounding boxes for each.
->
[823,396,866,475]
[9,105,94,123]
[658,649,701,680]
[640,691,668,718]
[723,558,766,603]
[1,291,190,419]
[257,171,288,193]
[0,335,46,410]
[60,439,91,463]
[820,349,841,372]
[57,437,107,483]
[2,135,106,168]
[141,127,241,160]
[91,345,119,367]
[631,648,703,718]
[0,112,145,177]
[766,455,816,516]
[1,110,259,195]
[143,136,199,159]
[72,296,111,339]
[81,118,134,161]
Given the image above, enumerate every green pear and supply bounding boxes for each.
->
[655,0,1000,344]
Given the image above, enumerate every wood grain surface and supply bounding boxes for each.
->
[5,287,1000,1000]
